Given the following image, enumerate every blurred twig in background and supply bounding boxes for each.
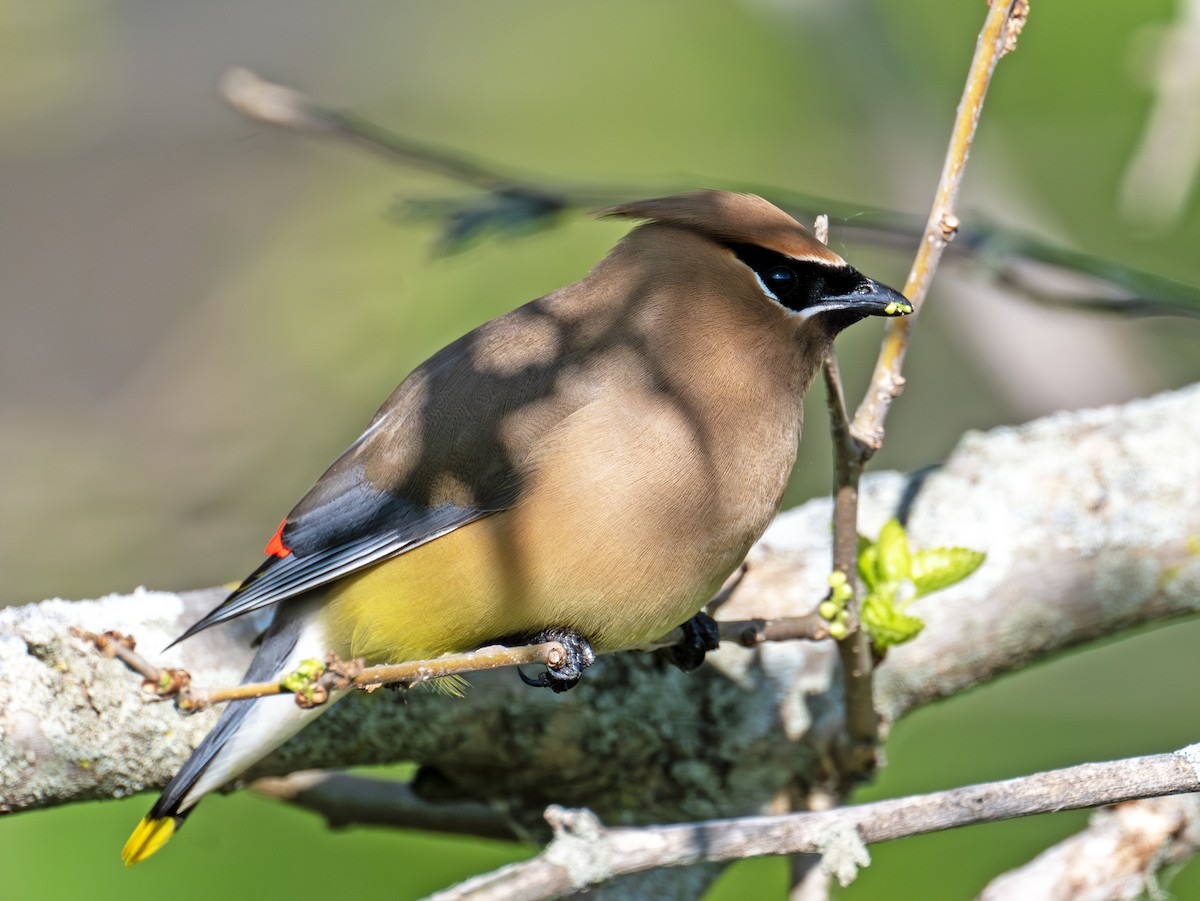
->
[221,64,1200,318]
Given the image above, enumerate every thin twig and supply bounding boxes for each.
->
[815,210,856,477]
[714,614,830,647]
[69,628,151,678]
[78,611,831,712]
[850,0,1029,450]
[220,67,597,250]
[222,68,521,194]
[829,0,1028,778]
[820,291,875,773]
[174,646,571,711]
[68,628,192,698]
[353,642,566,689]
[815,222,875,777]
[427,743,1200,901]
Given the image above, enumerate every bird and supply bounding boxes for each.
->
[121,189,911,865]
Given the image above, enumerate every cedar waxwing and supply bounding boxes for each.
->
[122,190,911,865]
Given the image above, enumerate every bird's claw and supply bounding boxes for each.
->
[518,628,596,693]
[658,612,720,672]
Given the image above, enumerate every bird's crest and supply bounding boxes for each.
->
[596,190,845,266]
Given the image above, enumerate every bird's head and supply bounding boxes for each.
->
[597,190,911,336]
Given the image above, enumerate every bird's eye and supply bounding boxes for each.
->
[766,266,796,287]
[727,243,815,305]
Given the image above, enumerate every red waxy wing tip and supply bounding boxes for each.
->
[264,519,292,558]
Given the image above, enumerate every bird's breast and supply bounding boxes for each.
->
[323,377,801,663]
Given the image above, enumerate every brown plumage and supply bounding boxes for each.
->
[123,190,910,865]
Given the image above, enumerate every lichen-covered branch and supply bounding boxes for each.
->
[3,383,1198,826]
[426,746,1200,901]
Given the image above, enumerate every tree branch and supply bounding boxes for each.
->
[427,745,1200,901]
[4,383,1199,826]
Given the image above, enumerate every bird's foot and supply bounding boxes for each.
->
[518,628,596,693]
[657,612,720,672]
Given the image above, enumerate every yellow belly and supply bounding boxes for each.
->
[321,388,781,667]
[319,508,735,665]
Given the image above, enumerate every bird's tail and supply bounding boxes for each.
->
[123,598,340,866]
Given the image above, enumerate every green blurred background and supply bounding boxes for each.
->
[3,0,1199,897]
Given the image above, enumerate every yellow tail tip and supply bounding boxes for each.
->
[122,816,176,867]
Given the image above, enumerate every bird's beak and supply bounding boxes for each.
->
[801,279,913,320]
